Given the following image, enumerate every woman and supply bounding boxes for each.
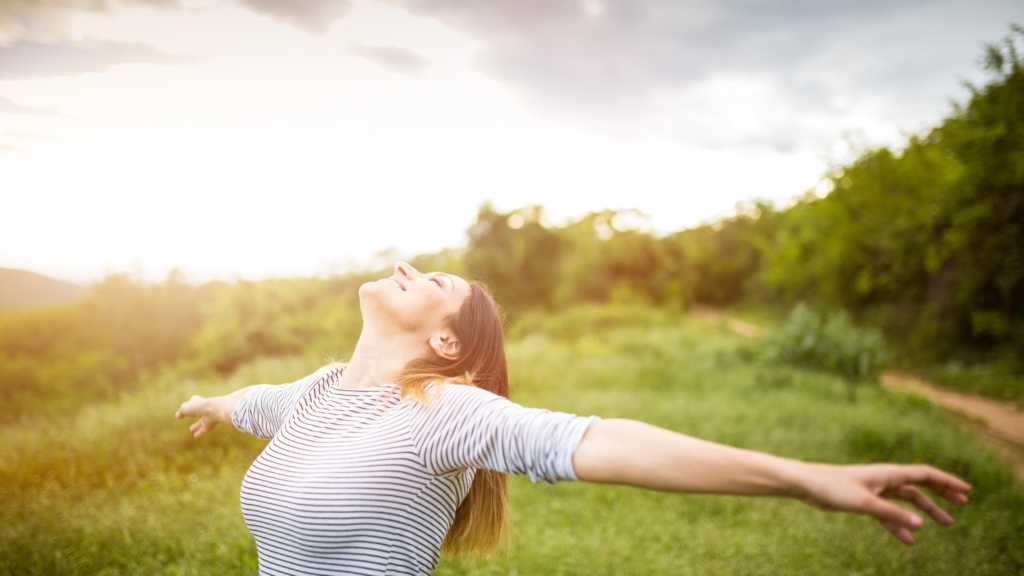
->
[177,262,971,575]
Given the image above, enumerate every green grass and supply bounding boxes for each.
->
[731,303,1024,409]
[2,307,1022,575]
[918,360,1024,408]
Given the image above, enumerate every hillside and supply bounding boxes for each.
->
[0,268,87,311]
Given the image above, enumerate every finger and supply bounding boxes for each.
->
[891,486,954,526]
[946,491,969,506]
[896,464,972,503]
[859,493,923,530]
[936,484,971,507]
[176,403,193,419]
[880,520,917,546]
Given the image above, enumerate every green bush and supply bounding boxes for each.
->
[762,303,886,388]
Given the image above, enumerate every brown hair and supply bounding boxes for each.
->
[393,281,510,557]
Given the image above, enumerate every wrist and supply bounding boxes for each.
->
[197,396,226,423]
[775,458,819,501]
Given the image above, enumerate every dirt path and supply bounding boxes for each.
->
[880,372,1024,480]
[691,306,1024,480]
[690,306,763,338]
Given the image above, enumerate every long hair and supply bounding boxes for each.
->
[393,281,510,557]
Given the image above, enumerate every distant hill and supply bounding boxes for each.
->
[0,268,88,311]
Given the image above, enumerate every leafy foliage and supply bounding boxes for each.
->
[763,26,1024,361]
[761,303,887,394]
[465,204,565,314]
[190,276,364,374]
[0,270,207,421]
[0,271,367,423]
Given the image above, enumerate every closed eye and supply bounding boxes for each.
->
[431,274,453,292]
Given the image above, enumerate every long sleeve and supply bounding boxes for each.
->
[407,383,599,483]
[231,367,338,439]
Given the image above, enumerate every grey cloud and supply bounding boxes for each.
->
[235,0,351,34]
[347,43,430,76]
[0,0,180,42]
[0,95,59,115]
[384,0,1020,152]
[0,0,345,39]
[2,0,1017,154]
[0,39,202,79]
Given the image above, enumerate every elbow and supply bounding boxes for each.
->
[571,418,641,484]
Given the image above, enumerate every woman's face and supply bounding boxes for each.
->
[360,261,471,335]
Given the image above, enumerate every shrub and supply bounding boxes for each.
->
[762,303,886,396]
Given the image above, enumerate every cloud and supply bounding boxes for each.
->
[1,0,1018,154]
[235,0,352,34]
[0,38,202,79]
[347,42,430,76]
[0,0,181,43]
[0,94,59,116]
[380,0,1020,153]
[0,0,349,40]
[0,130,36,153]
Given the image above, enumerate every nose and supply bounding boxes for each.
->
[394,261,421,279]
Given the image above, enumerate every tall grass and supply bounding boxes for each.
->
[922,359,1024,408]
[2,306,1021,575]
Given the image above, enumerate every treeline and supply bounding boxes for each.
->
[763,29,1024,360]
[466,27,1024,363]
[1,28,1020,420]
[464,203,773,312]
[0,270,371,421]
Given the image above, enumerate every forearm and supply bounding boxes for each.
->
[572,418,811,499]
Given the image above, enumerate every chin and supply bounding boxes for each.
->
[357,281,377,299]
[358,279,393,301]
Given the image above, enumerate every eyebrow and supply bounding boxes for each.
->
[435,273,454,293]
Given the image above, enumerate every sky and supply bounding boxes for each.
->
[1,0,1021,284]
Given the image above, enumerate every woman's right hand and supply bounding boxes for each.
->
[176,395,218,439]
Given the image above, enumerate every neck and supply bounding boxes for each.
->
[338,325,427,389]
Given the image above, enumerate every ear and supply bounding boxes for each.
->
[428,331,461,362]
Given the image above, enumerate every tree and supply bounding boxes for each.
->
[465,204,564,313]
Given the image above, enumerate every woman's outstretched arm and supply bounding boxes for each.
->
[571,418,971,546]
[175,386,255,439]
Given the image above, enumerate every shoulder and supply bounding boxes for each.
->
[282,364,345,406]
[430,381,508,407]
[406,382,510,423]
[297,363,346,395]
[313,362,346,383]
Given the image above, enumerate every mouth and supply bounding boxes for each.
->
[389,277,405,291]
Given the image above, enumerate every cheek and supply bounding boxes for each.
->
[415,292,446,315]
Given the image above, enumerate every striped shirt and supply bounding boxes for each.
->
[232,366,598,575]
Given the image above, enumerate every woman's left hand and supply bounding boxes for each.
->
[176,395,219,439]
[799,463,971,545]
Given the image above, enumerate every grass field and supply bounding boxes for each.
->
[728,302,1024,408]
[2,305,1022,575]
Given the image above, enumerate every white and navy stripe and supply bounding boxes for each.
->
[232,366,598,575]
